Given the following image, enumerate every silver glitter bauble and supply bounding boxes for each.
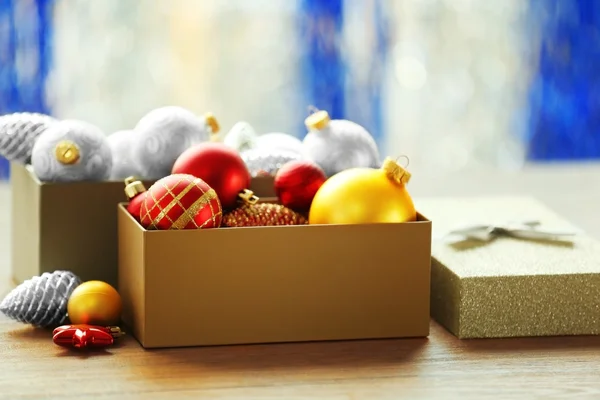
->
[132,107,216,180]
[241,148,303,177]
[223,121,258,153]
[255,132,305,156]
[31,119,113,182]
[302,110,381,177]
[0,112,57,164]
[107,130,143,180]
[0,270,82,328]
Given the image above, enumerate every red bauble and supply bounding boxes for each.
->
[140,173,222,230]
[274,160,327,212]
[172,142,250,210]
[124,177,147,221]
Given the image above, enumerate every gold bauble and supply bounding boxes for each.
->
[67,281,122,326]
[308,157,417,225]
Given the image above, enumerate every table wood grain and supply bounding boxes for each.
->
[1,162,600,399]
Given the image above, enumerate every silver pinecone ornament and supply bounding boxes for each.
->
[0,270,82,328]
[0,112,57,164]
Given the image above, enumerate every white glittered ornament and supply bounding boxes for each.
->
[0,270,82,328]
[132,107,219,179]
[223,121,258,153]
[302,110,381,177]
[107,130,143,180]
[0,112,57,164]
[31,120,113,182]
[241,148,303,177]
[255,132,305,157]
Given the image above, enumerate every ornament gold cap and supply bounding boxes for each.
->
[107,326,126,338]
[124,176,147,199]
[238,189,259,205]
[205,112,221,142]
[305,110,331,131]
[54,140,80,165]
[205,112,220,133]
[382,157,411,186]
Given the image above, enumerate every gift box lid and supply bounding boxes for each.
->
[416,195,600,339]
[419,196,600,278]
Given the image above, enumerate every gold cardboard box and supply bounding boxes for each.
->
[10,163,154,287]
[418,196,600,339]
[10,161,275,289]
[117,202,432,349]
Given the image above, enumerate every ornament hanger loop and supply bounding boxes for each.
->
[307,105,321,116]
[395,155,410,169]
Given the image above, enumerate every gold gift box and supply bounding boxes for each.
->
[417,196,600,339]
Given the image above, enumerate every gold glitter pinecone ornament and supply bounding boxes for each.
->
[222,202,308,227]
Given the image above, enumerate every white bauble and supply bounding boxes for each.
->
[302,111,380,177]
[31,120,112,182]
[132,106,215,179]
[107,130,143,180]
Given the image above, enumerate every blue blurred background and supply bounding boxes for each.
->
[1,0,598,180]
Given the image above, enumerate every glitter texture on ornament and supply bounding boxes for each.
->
[241,148,303,177]
[0,270,82,328]
[222,203,308,227]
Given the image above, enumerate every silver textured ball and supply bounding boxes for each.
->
[241,148,303,177]
[0,270,82,328]
[223,121,258,153]
[132,106,211,179]
[303,117,380,177]
[107,130,143,180]
[31,119,113,182]
[255,132,305,156]
[0,112,57,164]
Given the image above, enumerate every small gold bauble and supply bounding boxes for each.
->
[54,140,81,165]
[67,280,122,326]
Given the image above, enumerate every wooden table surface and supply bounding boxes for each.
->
[1,162,600,400]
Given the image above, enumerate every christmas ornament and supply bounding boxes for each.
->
[132,106,220,179]
[67,281,122,326]
[309,157,416,225]
[0,270,82,328]
[141,173,222,230]
[302,110,381,177]
[172,142,251,210]
[274,160,327,212]
[241,148,303,177]
[255,132,305,156]
[124,176,147,221]
[53,324,125,349]
[222,200,308,228]
[223,121,258,152]
[0,112,57,164]
[30,119,113,182]
[107,130,143,180]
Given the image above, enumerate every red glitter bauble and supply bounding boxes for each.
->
[171,142,250,210]
[140,173,222,230]
[274,160,327,212]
